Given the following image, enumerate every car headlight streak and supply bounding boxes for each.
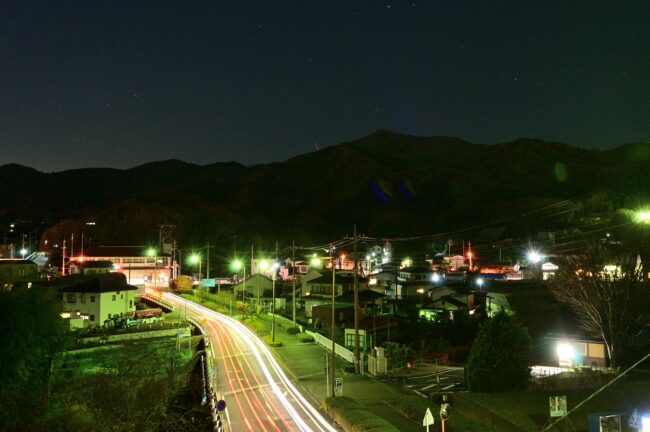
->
[163,292,337,432]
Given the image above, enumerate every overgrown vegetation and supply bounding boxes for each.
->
[549,243,650,367]
[46,339,207,432]
[0,287,71,431]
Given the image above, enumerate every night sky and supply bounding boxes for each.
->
[1,1,649,172]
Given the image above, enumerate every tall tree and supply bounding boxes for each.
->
[467,310,531,392]
[549,244,649,367]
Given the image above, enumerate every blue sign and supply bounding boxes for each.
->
[217,399,227,411]
[201,278,216,287]
[629,409,642,429]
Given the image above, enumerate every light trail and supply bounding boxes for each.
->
[161,292,338,432]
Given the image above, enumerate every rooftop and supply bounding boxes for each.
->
[59,273,138,293]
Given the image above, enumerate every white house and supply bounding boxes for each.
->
[60,273,138,328]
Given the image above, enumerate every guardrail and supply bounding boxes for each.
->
[139,293,175,311]
[187,317,224,432]
[306,330,354,363]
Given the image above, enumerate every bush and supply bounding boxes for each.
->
[323,397,399,432]
[263,335,283,347]
[286,327,300,335]
[395,396,430,422]
[297,334,314,343]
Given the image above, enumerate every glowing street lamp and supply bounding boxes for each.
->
[310,255,322,267]
[20,248,27,258]
[557,342,574,367]
[636,211,650,223]
[190,254,202,280]
[476,277,484,290]
[231,259,246,300]
[527,250,542,264]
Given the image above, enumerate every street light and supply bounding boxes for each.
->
[271,260,280,342]
[527,250,542,264]
[310,255,322,267]
[636,211,650,223]
[190,253,202,299]
[190,254,201,279]
[232,259,246,301]
[20,248,27,258]
[258,259,269,309]
[476,277,484,290]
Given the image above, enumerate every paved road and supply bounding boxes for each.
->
[381,366,466,396]
[161,292,337,432]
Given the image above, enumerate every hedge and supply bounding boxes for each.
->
[323,397,399,432]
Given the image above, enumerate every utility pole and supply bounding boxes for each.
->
[61,240,67,275]
[80,233,84,257]
[292,240,296,325]
[206,243,210,279]
[330,242,336,397]
[272,241,278,342]
[70,233,74,259]
[353,225,360,374]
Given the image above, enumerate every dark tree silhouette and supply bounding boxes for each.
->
[467,310,531,392]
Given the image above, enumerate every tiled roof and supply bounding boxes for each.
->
[59,273,137,293]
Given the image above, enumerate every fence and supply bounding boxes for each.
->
[306,330,355,363]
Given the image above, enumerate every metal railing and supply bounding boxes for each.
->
[306,330,355,363]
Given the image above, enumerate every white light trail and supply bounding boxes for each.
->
[162,292,337,432]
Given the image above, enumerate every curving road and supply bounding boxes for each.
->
[160,291,337,432]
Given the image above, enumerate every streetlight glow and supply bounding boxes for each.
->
[557,342,574,362]
[636,211,650,223]
[527,250,542,264]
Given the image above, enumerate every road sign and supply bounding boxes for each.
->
[334,378,343,396]
[217,399,227,411]
[202,278,216,287]
[629,409,642,429]
[423,407,435,429]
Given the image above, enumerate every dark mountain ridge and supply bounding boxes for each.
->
[2,131,649,249]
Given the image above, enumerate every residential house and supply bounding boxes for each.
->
[366,271,396,298]
[0,259,39,291]
[59,273,138,328]
[69,260,114,276]
[302,273,368,318]
[232,274,274,306]
[395,265,434,299]
[343,316,399,351]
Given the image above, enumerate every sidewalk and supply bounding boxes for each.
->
[255,317,429,431]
